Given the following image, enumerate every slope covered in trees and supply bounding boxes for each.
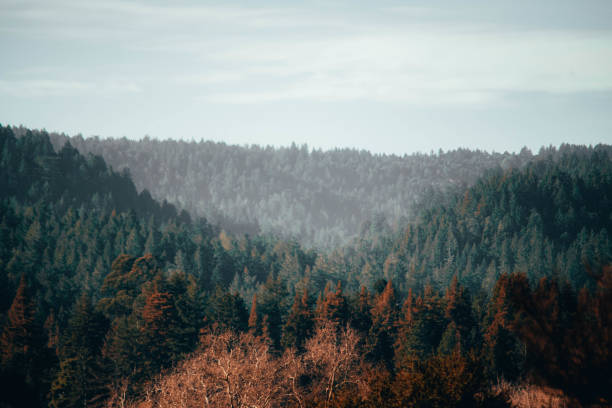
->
[45,129,537,247]
[1,124,610,407]
[333,144,612,294]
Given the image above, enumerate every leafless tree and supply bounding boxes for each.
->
[124,325,369,408]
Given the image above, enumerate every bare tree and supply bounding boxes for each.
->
[302,322,368,408]
[128,331,289,408]
[125,325,370,408]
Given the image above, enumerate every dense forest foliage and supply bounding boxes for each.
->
[43,128,538,247]
[1,125,610,407]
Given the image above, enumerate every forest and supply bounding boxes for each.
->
[0,124,610,407]
[42,127,540,248]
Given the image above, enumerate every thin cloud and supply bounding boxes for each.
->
[2,0,612,106]
[0,79,141,97]
[194,29,612,104]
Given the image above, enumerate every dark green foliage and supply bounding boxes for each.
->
[258,275,290,350]
[399,286,447,361]
[367,280,399,367]
[0,124,610,406]
[210,289,249,333]
[392,351,494,408]
[50,294,109,408]
[341,144,612,294]
[484,273,527,381]
[282,289,314,351]
[0,275,52,407]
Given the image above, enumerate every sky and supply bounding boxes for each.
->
[1,0,612,155]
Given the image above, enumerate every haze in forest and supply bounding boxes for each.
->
[1,125,610,407]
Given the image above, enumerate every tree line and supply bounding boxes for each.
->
[43,127,540,247]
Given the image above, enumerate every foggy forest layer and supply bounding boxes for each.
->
[0,125,610,407]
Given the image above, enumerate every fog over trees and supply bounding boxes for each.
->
[0,125,610,407]
[45,129,540,247]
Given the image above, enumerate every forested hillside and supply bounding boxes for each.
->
[1,125,610,407]
[333,144,612,294]
[44,129,537,247]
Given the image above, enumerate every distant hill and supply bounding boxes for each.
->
[45,129,539,247]
[1,125,182,222]
[336,143,612,293]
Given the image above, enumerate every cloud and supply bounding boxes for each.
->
[195,28,612,105]
[0,79,141,97]
[2,1,612,105]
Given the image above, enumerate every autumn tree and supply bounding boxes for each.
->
[300,322,368,408]
[132,331,290,408]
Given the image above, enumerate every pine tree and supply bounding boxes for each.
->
[444,275,478,353]
[350,286,372,335]
[367,280,398,367]
[212,290,249,333]
[0,275,49,406]
[140,280,181,372]
[401,285,447,360]
[484,273,526,381]
[282,289,314,351]
[315,281,349,327]
[258,274,288,350]
[50,293,110,408]
[248,294,260,336]
[0,275,41,368]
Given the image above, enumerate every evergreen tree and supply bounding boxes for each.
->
[248,294,260,336]
[315,281,349,327]
[484,273,526,381]
[212,289,249,333]
[402,285,447,360]
[367,280,399,367]
[139,278,183,373]
[50,293,109,408]
[258,274,289,350]
[0,275,49,407]
[282,289,314,351]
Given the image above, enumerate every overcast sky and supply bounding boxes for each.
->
[1,0,611,154]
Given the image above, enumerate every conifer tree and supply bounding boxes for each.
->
[212,290,249,333]
[484,273,526,381]
[259,274,288,350]
[0,274,49,406]
[140,279,181,372]
[350,286,372,335]
[315,281,349,327]
[248,294,260,336]
[367,280,398,367]
[443,275,478,353]
[402,285,447,360]
[282,289,314,351]
[50,293,109,408]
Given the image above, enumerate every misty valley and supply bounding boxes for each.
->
[0,125,610,407]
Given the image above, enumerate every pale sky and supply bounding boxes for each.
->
[1,0,611,154]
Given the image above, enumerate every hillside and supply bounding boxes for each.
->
[331,144,612,294]
[0,125,610,407]
[44,130,538,247]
